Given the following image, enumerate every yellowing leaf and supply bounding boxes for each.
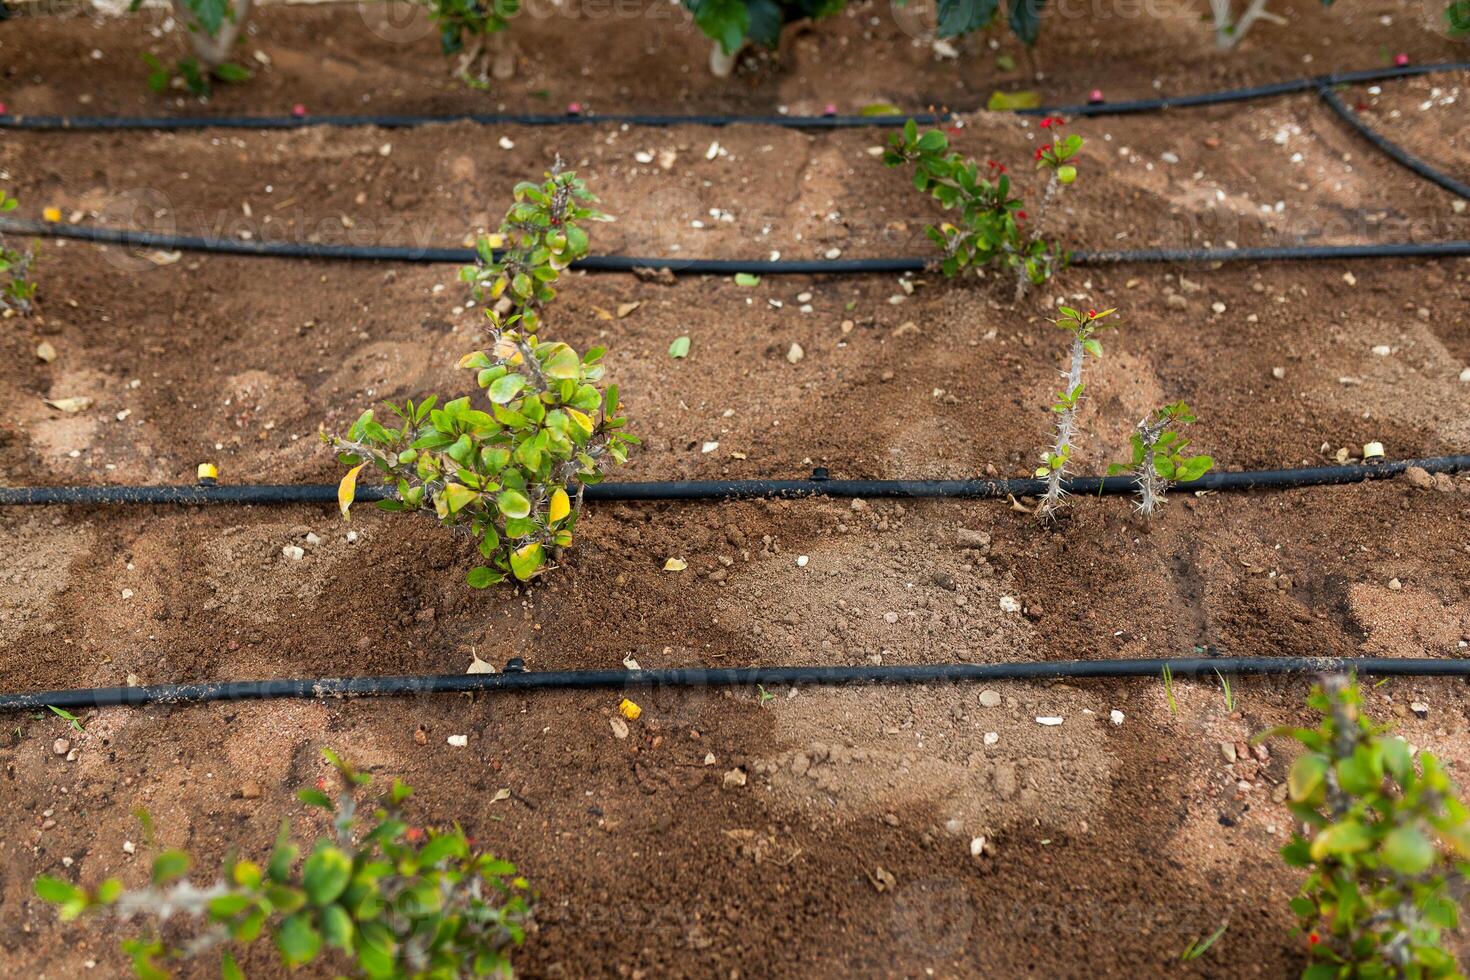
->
[544,345,580,380]
[566,408,594,435]
[44,396,93,413]
[338,463,366,519]
[663,557,688,572]
[510,542,544,580]
[549,487,571,522]
[442,483,479,514]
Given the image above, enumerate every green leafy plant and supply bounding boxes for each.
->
[34,749,533,979]
[0,190,38,315]
[132,0,253,92]
[1106,402,1214,517]
[884,116,1082,301]
[47,705,84,733]
[331,166,635,588]
[684,0,845,75]
[425,0,521,85]
[460,162,608,333]
[1037,306,1115,518]
[1265,675,1470,978]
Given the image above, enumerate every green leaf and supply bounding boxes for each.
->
[1288,753,1329,802]
[208,893,255,918]
[34,876,83,906]
[544,345,581,380]
[276,912,323,966]
[987,90,1041,111]
[151,850,191,885]
[668,336,691,359]
[489,373,527,404]
[442,482,479,514]
[296,788,334,810]
[497,489,531,520]
[1310,819,1372,861]
[510,542,544,581]
[936,0,1000,36]
[220,950,245,980]
[466,566,505,589]
[1381,826,1435,875]
[303,846,353,905]
[1007,0,1048,47]
[320,903,355,951]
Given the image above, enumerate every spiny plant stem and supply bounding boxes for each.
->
[1042,332,1086,517]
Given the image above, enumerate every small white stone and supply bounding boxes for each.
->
[1035,716,1064,726]
[121,588,134,599]
[346,530,359,543]
[999,596,1022,614]
[983,732,999,746]
[1459,367,1470,383]
[1371,345,1391,357]
[704,752,717,765]
[634,151,654,164]
[969,836,987,857]
[824,247,842,259]
[1271,366,1286,379]
[610,717,629,740]
[122,840,136,854]
[1211,301,1226,314]
[1109,709,1125,726]
[282,545,305,561]
[498,136,515,150]
[446,734,468,747]
[796,555,809,567]
[723,768,747,788]
[786,342,805,364]
[304,532,322,546]
[978,690,1001,708]
[701,441,719,454]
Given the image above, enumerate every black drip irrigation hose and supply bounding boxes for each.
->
[4,218,1469,272]
[1316,83,1470,202]
[0,61,1464,130]
[2,455,1467,507]
[4,657,1469,713]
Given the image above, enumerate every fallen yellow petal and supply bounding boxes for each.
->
[43,206,62,223]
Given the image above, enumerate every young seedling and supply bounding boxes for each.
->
[131,0,253,94]
[426,0,521,85]
[47,705,83,733]
[1161,663,1178,717]
[332,167,636,588]
[757,685,777,709]
[1107,402,1214,517]
[884,117,1084,302]
[1264,675,1470,976]
[1213,668,1235,713]
[460,160,608,333]
[1037,306,1115,519]
[0,190,38,315]
[1180,922,1228,961]
[34,749,532,979]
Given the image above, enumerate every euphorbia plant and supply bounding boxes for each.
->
[0,190,38,315]
[884,118,1082,301]
[34,749,533,979]
[332,166,635,587]
[1107,402,1214,516]
[1264,676,1470,978]
[1037,306,1114,518]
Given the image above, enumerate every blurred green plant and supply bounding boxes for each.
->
[35,749,532,979]
[0,190,38,315]
[1264,676,1470,978]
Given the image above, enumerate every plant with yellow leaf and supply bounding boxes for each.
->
[329,318,635,587]
[328,168,634,588]
[459,159,608,333]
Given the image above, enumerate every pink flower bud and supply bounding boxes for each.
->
[1393,53,1409,67]
[291,103,307,118]
[823,103,837,116]
[1088,89,1104,104]
[566,102,582,114]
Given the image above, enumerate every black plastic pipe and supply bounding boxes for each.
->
[0,61,1464,130]
[4,218,1469,272]
[3,657,1468,713]
[2,456,1466,507]
[1317,84,1470,202]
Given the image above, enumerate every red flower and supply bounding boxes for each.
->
[1307,933,1321,946]
[1034,146,1047,161]
[405,826,426,843]
[1087,308,1098,319]
[1016,211,1028,221]
[1040,116,1065,129]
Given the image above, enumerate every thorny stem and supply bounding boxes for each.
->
[1014,172,1060,304]
[1133,413,1171,516]
[1041,331,1086,518]
[171,0,253,69]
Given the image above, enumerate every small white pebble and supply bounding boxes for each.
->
[983,732,999,745]
[121,588,134,599]
[1110,709,1125,726]
[282,545,305,561]
[447,734,468,747]
[999,596,1022,613]
[796,555,809,567]
[122,841,136,854]
[1035,716,1064,726]
[498,137,515,150]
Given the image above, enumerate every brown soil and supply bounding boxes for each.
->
[2,2,1470,978]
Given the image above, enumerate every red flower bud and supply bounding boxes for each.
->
[1307,933,1321,946]
[1016,211,1028,220]
[1087,309,1098,318]
[1034,146,1047,161]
